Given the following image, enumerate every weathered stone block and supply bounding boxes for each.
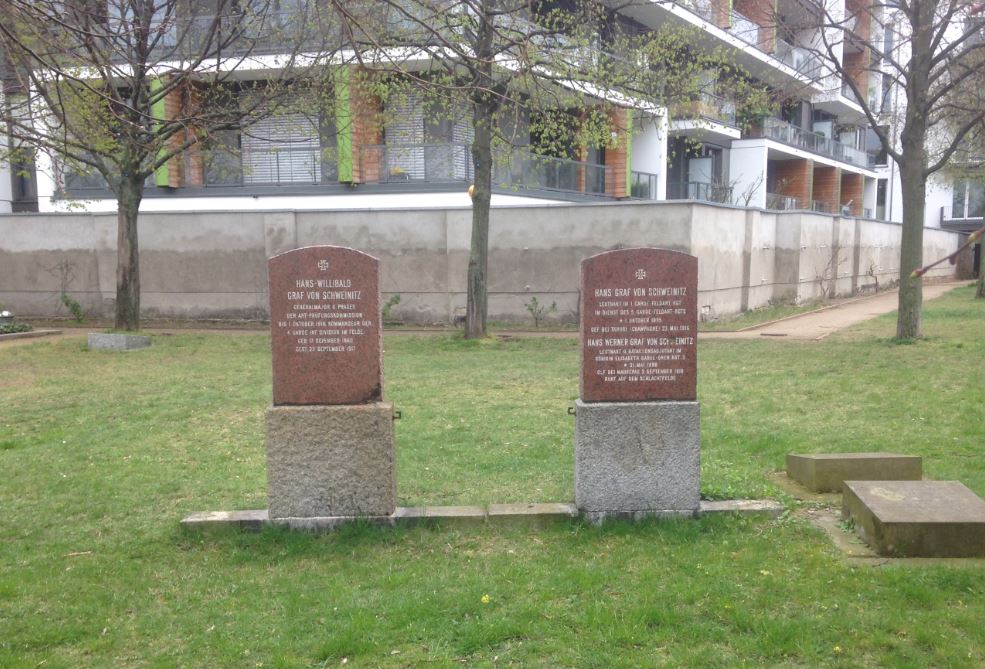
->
[843,480,985,557]
[266,403,395,518]
[575,399,700,513]
[787,452,922,492]
[88,332,151,350]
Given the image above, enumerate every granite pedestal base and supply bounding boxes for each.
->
[575,399,700,514]
[266,403,395,518]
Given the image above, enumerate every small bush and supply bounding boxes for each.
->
[61,294,85,323]
[524,296,557,328]
[0,322,33,335]
[382,294,402,323]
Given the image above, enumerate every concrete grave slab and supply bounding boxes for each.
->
[88,332,151,350]
[787,452,922,492]
[843,480,985,557]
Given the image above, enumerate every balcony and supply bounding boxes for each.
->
[754,117,876,168]
[941,205,984,226]
[359,144,612,198]
[677,92,738,126]
[666,181,733,204]
[766,192,803,210]
[774,39,822,78]
[204,144,330,186]
[630,171,660,200]
[728,10,761,47]
[675,0,715,22]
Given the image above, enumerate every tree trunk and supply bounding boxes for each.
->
[114,180,143,331]
[896,158,924,339]
[465,100,494,340]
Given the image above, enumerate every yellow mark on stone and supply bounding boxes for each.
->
[870,487,906,502]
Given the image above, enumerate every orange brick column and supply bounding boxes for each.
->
[605,107,629,199]
[812,165,840,213]
[773,158,812,207]
[351,70,383,184]
[712,0,731,29]
[163,81,183,188]
[734,0,776,53]
[183,82,206,188]
[840,172,864,216]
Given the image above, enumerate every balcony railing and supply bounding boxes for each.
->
[941,205,985,222]
[204,144,332,186]
[675,0,714,22]
[677,92,737,126]
[666,181,733,204]
[359,143,612,197]
[360,143,474,184]
[766,192,803,210]
[755,117,876,168]
[840,81,861,104]
[630,171,659,200]
[728,10,761,47]
[812,199,834,213]
[774,39,822,78]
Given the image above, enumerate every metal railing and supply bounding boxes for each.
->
[204,144,333,186]
[755,117,876,168]
[678,92,737,126]
[812,199,834,213]
[941,205,985,222]
[151,12,336,58]
[496,150,610,196]
[774,38,822,78]
[766,192,803,210]
[863,207,873,218]
[676,0,714,22]
[359,143,612,197]
[360,143,474,184]
[630,171,659,200]
[666,181,733,203]
[728,10,760,47]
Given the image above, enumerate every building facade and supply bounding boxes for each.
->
[0,0,974,238]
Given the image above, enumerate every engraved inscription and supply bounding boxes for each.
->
[268,246,382,406]
[580,249,698,402]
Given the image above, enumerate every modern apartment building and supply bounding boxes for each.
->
[0,0,970,233]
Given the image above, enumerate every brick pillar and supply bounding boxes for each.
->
[812,165,840,213]
[605,107,629,199]
[773,158,812,208]
[843,50,868,99]
[712,0,731,29]
[184,82,205,188]
[734,0,775,53]
[351,70,383,184]
[840,172,863,216]
[163,81,183,188]
[576,144,588,194]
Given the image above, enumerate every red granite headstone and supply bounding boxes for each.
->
[268,246,382,405]
[580,248,698,402]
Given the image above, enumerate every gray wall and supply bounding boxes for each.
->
[0,201,961,324]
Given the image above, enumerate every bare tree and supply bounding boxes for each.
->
[0,0,342,330]
[781,0,985,338]
[331,0,767,338]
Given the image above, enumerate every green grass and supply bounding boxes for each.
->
[2,286,985,667]
[698,299,828,331]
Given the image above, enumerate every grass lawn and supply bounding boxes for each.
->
[2,285,984,667]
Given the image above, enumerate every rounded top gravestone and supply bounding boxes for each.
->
[580,247,698,402]
[268,246,383,405]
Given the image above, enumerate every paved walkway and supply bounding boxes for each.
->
[700,281,966,341]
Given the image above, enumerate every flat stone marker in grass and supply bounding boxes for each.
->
[88,332,151,351]
[786,453,922,492]
[265,246,395,519]
[843,480,985,557]
[575,248,700,521]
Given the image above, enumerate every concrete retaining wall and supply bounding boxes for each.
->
[0,201,962,324]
